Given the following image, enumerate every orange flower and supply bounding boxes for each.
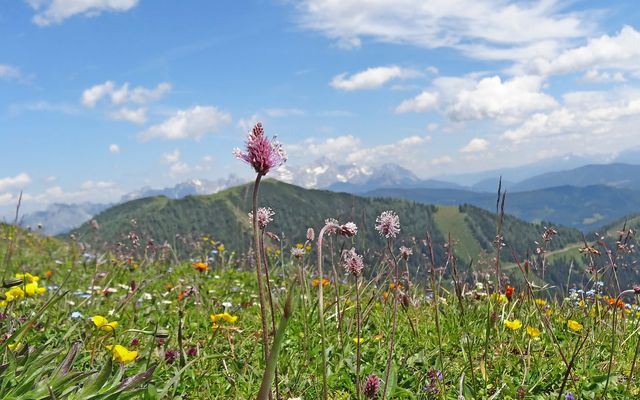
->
[389,282,403,289]
[192,262,209,272]
[505,285,514,301]
[382,291,389,301]
[44,270,53,278]
[178,291,185,301]
[312,278,330,287]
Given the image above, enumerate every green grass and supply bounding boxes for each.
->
[433,205,483,263]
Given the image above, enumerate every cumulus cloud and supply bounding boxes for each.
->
[81,81,171,108]
[521,26,640,76]
[330,66,421,90]
[287,134,431,166]
[109,107,147,124]
[582,69,626,83]
[294,0,588,61]
[431,155,453,166]
[502,90,640,144]
[109,144,120,153]
[460,138,490,153]
[139,106,231,141]
[395,91,439,113]
[27,0,140,26]
[446,75,557,122]
[0,173,31,192]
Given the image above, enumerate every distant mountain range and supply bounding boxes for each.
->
[367,184,640,231]
[22,175,249,235]
[23,160,640,235]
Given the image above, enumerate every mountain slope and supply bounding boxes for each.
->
[69,180,582,270]
[21,202,111,235]
[366,185,640,231]
[512,163,640,192]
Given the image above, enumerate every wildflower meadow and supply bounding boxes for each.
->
[2,123,640,400]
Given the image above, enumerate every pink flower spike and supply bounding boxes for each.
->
[233,123,286,176]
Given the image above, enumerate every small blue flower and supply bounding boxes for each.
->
[70,311,83,319]
[565,393,575,400]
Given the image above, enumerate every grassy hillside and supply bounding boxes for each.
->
[68,180,586,284]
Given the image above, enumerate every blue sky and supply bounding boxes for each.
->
[2,0,640,217]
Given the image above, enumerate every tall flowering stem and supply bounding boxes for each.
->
[251,175,270,364]
[316,223,333,400]
[316,220,357,400]
[343,248,364,399]
[376,210,400,400]
[234,122,286,375]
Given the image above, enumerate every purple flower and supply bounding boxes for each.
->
[399,245,412,260]
[342,248,364,276]
[233,122,286,176]
[324,218,340,235]
[565,394,575,400]
[363,374,380,399]
[291,247,305,258]
[186,346,198,357]
[375,211,400,238]
[339,222,358,237]
[164,349,178,364]
[249,207,275,229]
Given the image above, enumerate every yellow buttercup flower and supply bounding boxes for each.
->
[353,337,364,344]
[24,282,46,297]
[491,293,508,303]
[7,342,23,351]
[526,326,541,338]
[504,319,522,331]
[567,320,583,332]
[217,244,225,253]
[210,312,238,324]
[105,344,138,364]
[6,286,25,301]
[91,315,119,332]
[534,298,546,306]
[16,272,39,283]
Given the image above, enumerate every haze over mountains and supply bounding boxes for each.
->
[21,160,640,235]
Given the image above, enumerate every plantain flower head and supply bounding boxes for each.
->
[375,210,400,238]
[233,122,286,176]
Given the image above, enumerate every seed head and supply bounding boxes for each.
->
[342,248,364,276]
[375,210,400,238]
[339,222,358,237]
[249,207,275,230]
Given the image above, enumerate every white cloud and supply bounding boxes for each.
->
[460,138,490,153]
[502,91,640,143]
[582,69,625,83]
[139,106,231,141]
[522,26,640,76]
[395,91,439,113]
[431,155,453,165]
[0,173,31,191]
[27,0,140,26]
[295,0,588,61]
[109,144,120,153]
[81,81,171,108]
[162,149,181,164]
[330,66,421,91]
[237,114,261,132]
[446,75,557,122]
[0,64,21,80]
[288,134,431,166]
[109,107,147,124]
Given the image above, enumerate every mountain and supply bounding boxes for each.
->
[68,180,582,269]
[439,154,607,187]
[366,184,640,231]
[21,176,248,236]
[511,163,640,192]
[20,202,111,235]
[121,175,247,201]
